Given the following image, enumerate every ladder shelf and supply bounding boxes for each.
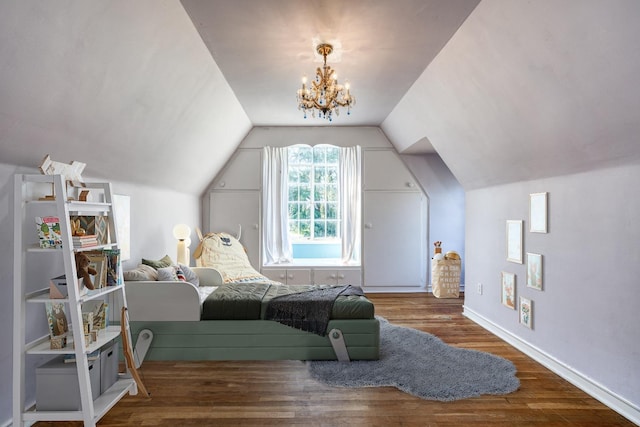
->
[13,174,138,427]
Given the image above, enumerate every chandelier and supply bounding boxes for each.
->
[296,43,355,121]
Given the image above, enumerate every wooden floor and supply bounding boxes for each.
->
[36,293,634,426]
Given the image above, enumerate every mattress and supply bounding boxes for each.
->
[201,282,374,321]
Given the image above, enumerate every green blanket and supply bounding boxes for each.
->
[265,285,364,335]
[201,282,374,325]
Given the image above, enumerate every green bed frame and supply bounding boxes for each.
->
[129,318,380,361]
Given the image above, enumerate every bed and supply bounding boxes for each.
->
[124,233,380,362]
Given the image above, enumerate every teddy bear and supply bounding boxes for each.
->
[75,252,97,290]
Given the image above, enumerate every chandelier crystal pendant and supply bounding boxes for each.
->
[296,43,355,121]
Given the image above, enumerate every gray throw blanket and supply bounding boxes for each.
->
[265,285,364,336]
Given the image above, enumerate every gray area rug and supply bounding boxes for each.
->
[308,317,520,401]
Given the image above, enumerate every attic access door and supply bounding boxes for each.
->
[363,191,427,290]
[209,191,261,269]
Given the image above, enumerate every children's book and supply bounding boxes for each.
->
[63,349,100,363]
[83,300,109,330]
[35,216,63,248]
[103,249,121,286]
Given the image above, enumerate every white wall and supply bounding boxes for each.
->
[202,126,395,231]
[1,162,200,425]
[463,163,640,415]
[402,153,466,286]
[202,127,466,290]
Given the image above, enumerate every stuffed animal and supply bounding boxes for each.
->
[75,252,97,290]
[71,219,86,236]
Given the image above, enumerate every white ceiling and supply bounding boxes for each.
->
[180,0,480,127]
[1,1,639,194]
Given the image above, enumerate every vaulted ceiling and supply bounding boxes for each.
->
[1,1,639,194]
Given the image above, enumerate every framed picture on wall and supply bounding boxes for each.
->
[529,192,548,233]
[519,297,533,329]
[506,220,523,263]
[501,272,516,309]
[526,253,543,291]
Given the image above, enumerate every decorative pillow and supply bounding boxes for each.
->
[179,264,200,286]
[193,232,264,283]
[174,266,187,282]
[157,266,179,282]
[142,254,174,270]
[123,264,158,281]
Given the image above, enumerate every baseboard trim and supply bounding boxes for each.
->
[463,305,640,426]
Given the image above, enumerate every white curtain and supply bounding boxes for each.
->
[262,146,292,264]
[340,146,361,264]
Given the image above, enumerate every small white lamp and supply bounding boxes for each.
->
[172,224,191,265]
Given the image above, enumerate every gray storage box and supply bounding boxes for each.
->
[100,340,119,394]
[36,355,101,411]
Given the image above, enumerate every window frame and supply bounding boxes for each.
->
[287,144,341,244]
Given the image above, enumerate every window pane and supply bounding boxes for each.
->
[288,168,300,182]
[327,167,338,183]
[314,221,325,237]
[299,168,311,184]
[326,185,337,202]
[314,166,326,183]
[288,221,299,236]
[299,221,311,238]
[313,147,325,163]
[289,185,300,201]
[326,146,339,163]
[299,185,311,201]
[326,203,338,219]
[314,203,325,220]
[326,221,337,237]
[299,203,310,220]
[288,203,298,219]
[314,185,326,201]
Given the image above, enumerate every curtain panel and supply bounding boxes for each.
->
[262,146,292,264]
[339,146,361,264]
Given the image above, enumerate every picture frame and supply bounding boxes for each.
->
[506,220,523,263]
[501,272,516,309]
[529,192,548,233]
[526,253,543,291]
[519,297,533,329]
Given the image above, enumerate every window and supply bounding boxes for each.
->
[262,144,360,265]
[288,145,340,247]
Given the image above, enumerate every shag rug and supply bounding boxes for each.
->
[308,317,520,401]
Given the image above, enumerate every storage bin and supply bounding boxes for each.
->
[36,355,101,411]
[100,340,119,394]
[431,259,461,298]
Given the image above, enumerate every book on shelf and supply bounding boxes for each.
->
[35,216,63,249]
[72,236,99,248]
[63,348,100,363]
[83,300,109,330]
[45,302,69,349]
[104,248,122,286]
[84,251,107,289]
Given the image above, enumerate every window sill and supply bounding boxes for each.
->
[263,258,360,268]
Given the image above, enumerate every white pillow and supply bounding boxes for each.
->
[179,264,200,286]
[123,264,158,281]
[157,266,179,282]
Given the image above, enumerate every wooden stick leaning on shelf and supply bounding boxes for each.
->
[121,307,150,398]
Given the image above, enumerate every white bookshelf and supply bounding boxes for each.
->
[13,174,137,426]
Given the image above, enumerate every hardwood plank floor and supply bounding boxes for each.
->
[35,293,634,426]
